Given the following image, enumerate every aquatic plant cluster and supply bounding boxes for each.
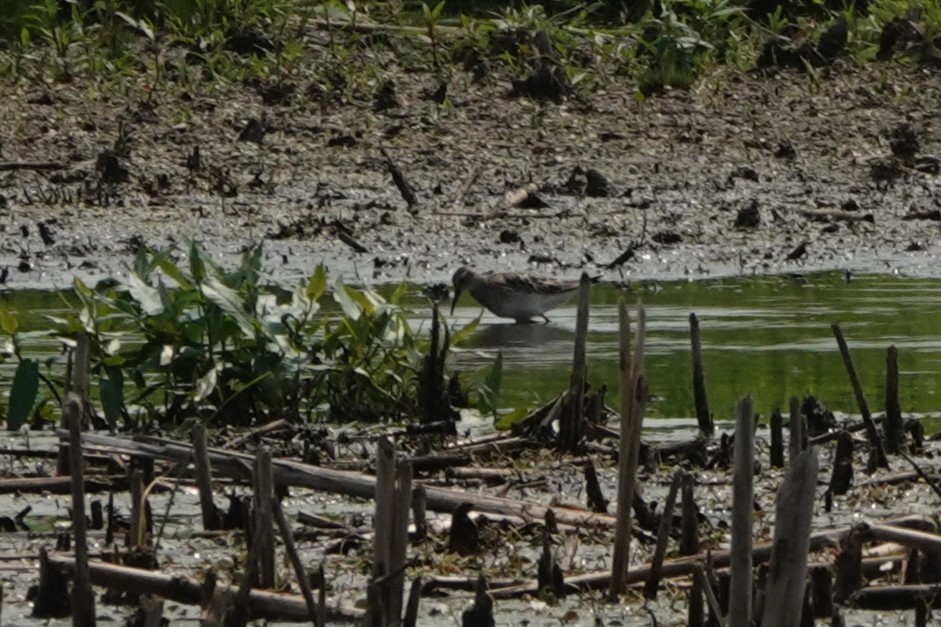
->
[1,0,939,94]
[0,242,490,429]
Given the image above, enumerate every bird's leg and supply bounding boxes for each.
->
[541,314,551,324]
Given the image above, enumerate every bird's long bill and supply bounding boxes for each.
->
[450,285,464,315]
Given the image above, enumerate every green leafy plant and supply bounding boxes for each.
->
[13,241,486,431]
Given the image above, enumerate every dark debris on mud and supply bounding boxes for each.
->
[1,50,941,290]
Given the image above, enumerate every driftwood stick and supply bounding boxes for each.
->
[849,583,941,610]
[865,523,941,554]
[47,554,364,621]
[690,313,714,437]
[898,449,941,500]
[253,447,276,589]
[67,394,95,627]
[760,449,819,627]
[72,432,620,529]
[644,469,683,599]
[192,422,217,531]
[380,147,419,210]
[489,513,939,599]
[831,323,888,467]
[609,302,646,599]
[729,396,755,627]
[0,160,65,171]
[0,475,119,494]
[272,499,318,627]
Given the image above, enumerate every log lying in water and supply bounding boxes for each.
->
[69,431,618,529]
[46,553,364,622]
[488,512,938,599]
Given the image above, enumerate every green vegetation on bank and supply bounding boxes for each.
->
[0,242,495,430]
[1,0,939,96]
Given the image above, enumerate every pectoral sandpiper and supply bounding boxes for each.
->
[450,266,588,324]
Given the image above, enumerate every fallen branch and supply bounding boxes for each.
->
[489,512,937,599]
[0,161,65,171]
[46,554,364,622]
[71,432,619,529]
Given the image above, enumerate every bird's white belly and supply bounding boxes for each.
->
[476,290,573,319]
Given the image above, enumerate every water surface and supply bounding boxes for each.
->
[449,272,941,424]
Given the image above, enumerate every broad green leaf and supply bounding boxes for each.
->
[160,344,174,366]
[333,279,361,320]
[100,369,124,431]
[157,256,192,290]
[389,282,407,305]
[449,313,481,348]
[126,273,163,316]
[494,407,529,430]
[201,276,255,336]
[347,285,378,315]
[306,264,327,302]
[0,304,18,336]
[194,365,219,402]
[7,359,39,430]
[476,350,502,417]
[189,240,207,283]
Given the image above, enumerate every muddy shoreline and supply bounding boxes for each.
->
[1,63,940,292]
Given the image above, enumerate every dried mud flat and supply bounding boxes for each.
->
[2,56,941,626]
[0,62,940,292]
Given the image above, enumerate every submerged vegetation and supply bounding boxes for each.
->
[1,0,939,96]
[0,242,494,430]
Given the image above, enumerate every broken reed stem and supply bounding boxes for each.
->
[68,393,95,627]
[562,273,592,450]
[831,323,888,467]
[644,469,683,600]
[789,396,804,462]
[690,313,714,438]
[760,448,819,627]
[609,301,646,600]
[402,577,423,627]
[411,484,427,542]
[679,472,699,556]
[371,437,396,626]
[729,396,754,627]
[58,333,90,476]
[272,498,319,626]
[694,565,726,627]
[387,460,412,626]
[128,468,144,548]
[232,520,269,626]
[253,447,276,589]
[770,408,784,468]
[885,345,904,454]
[192,422,217,531]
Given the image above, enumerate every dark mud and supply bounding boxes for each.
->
[1,61,940,291]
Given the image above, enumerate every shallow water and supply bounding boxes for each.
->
[449,271,941,425]
[5,271,941,429]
